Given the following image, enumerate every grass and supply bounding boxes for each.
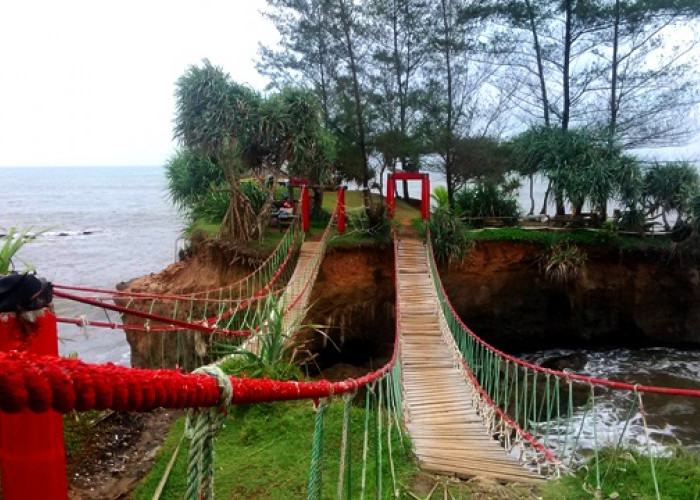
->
[64,410,102,460]
[542,448,700,499]
[322,190,419,222]
[133,399,418,499]
[467,227,673,251]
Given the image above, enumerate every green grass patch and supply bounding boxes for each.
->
[543,448,700,499]
[134,400,417,499]
[323,190,420,221]
[468,227,672,251]
[64,410,102,459]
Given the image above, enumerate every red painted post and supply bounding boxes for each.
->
[422,175,430,220]
[386,174,395,219]
[0,307,68,499]
[337,187,346,234]
[301,185,310,232]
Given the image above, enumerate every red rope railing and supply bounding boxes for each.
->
[53,221,300,301]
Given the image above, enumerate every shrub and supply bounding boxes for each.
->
[454,181,519,227]
[540,241,587,285]
[347,204,392,243]
[429,208,473,266]
[0,227,48,274]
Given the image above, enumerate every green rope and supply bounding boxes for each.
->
[184,365,232,500]
[591,384,601,494]
[337,395,352,500]
[638,390,661,500]
[602,393,639,486]
[360,385,373,500]
[385,376,399,499]
[375,382,383,499]
[307,399,328,500]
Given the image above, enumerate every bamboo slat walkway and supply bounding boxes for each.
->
[243,241,320,356]
[397,237,541,483]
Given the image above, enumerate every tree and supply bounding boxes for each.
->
[594,0,700,148]
[511,126,639,218]
[366,0,430,200]
[174,61,335,239]
[418,0,511,209]
[174,60,262,242]
[165,149,224,216]
[451,136,513,191]
[643,161,700,231]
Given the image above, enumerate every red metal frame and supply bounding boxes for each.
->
[386,172,430,220]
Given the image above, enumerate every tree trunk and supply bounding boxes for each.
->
[609,0,620,145]
[540,179,551,215]
[562,0,573,132]
[338,0,370,206]
[440,0,455,210]
[525,0,550,126]
[528,173,535,215]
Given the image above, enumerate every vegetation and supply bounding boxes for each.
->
[643,161,700,232]
[454,180,520,225]
[215,293,310,381]
[540,241,587,285]
[424,208,473,266]
[467,227,672,251]
[134,400,416,499]
[259,0,699,212]
[172,60,334,242]
[0,227,48,274]
[543,448,700,500]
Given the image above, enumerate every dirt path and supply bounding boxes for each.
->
[68,409,180,499]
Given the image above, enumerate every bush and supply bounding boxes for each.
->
[190,181,269,224]
[429,208,473,266]
[347,204,392,243]
[540,241,587,285]
[454,181,519,227]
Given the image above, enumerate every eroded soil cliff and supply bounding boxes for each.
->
[441,240,700,351]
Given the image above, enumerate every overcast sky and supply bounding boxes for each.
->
[0,0,277,167]
[0,1,697,168]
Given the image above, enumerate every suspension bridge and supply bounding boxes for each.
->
[1,186,699,498]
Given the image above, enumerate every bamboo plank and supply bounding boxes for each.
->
[396,237,539,484]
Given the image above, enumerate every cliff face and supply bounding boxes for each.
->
[123,238,700,369]
[121,239,262,369]
[299,245,395,376]
[441,241,700,351]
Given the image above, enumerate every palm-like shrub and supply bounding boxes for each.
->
[540,241,587,285]
[217,293,310,380]
[643,161,700,231]
[454,181,519,226]
[428,208,472,266]
[0,227,47,274]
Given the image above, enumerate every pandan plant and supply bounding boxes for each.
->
[217,292,328,380]
[0,227,47,275]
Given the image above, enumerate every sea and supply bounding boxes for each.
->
[0,166,184,365]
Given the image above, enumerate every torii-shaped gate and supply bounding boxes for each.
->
[386,172,430,220]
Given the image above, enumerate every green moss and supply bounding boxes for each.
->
[134,400,417,499]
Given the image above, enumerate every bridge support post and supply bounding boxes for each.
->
[301,185,310,232]
[0,276,67,499]
[421,174,430,220]
[337,187,346,234]
[386,174,395,219]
